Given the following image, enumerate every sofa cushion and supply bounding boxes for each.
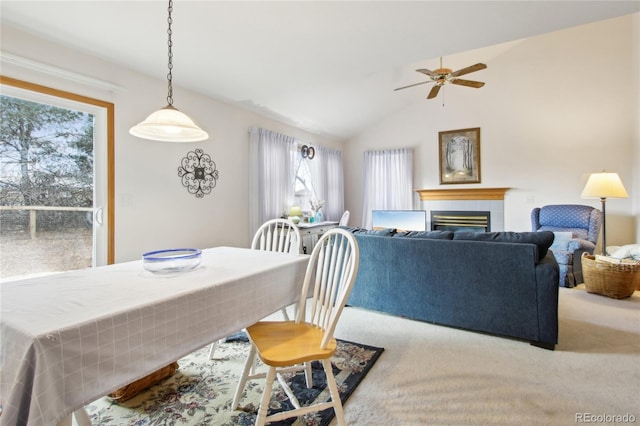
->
[339,226,396,236]
[362,228,396,236]
[453,231,554,262]
[394,230,454,240]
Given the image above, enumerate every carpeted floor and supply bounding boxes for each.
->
[85,286,639,425]
[331,285,640,425]
[85,338,383,425]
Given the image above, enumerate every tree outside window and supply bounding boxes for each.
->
[1,94,95,278]
[293,147,316,217]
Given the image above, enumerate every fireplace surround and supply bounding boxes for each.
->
[416,187,510,232]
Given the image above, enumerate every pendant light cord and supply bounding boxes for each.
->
[166,0,174,106]
[129,0,209,141]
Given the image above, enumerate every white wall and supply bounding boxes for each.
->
[2,13,638,263]
[1,24,343,263]
[344,14,639,249]
[633,13,640,243]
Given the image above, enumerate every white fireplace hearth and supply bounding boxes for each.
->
[416,188,510,232]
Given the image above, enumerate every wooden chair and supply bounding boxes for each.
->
[251,218,301,320]
[338,210,350,226]
[232,228,360,426]
[209,218,301,359]
[251,218,302,257]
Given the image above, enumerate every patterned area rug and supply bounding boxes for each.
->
[85,338,383,425]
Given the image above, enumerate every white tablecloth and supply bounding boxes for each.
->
[0,247,309,426]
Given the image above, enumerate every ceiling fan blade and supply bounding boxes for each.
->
[427,85,441,99]
[450,63,487,77]
[451,79,485,88]
[394,80,432,91]
[416,68,435,77]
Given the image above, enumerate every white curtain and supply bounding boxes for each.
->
[307,145,344,221]
[361,148,414,229]
[249,127,297,238]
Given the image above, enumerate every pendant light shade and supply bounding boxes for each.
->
[129,0,209,143]
[129,105,209,142]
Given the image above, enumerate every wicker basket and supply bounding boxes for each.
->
[108,362,179,402]
[582,253,640,299]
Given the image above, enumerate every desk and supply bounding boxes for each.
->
[0,247,309,426]
[297,221,338,253]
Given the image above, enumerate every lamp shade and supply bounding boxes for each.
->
[129,105,209,142]
[581,172,628,199]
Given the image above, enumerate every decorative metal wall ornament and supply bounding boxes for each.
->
[177,149,219,198]
[300,144,316,160]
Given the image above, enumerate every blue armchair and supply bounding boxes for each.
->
[531,204,602,287]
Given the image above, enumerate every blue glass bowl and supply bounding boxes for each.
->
[142,248,202,273]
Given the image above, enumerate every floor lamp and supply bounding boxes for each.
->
[581,172,628,255]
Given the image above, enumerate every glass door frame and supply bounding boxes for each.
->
[0,75,115,265]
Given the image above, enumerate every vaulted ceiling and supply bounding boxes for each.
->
[2,1,638,140]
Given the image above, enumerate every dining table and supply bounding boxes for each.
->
[0,246,309,426]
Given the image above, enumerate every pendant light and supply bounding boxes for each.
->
[129,0,208,142]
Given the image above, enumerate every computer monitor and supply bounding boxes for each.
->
[371,210,427,232]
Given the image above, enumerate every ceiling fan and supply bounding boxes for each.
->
[394,57,487,99]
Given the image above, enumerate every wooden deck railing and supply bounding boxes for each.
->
[0,205,93,239]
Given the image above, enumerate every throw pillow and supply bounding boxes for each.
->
[550,232,573,252]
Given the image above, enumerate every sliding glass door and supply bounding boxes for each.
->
[0,77,114,279]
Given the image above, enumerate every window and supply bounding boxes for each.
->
[361,148,413,229]
[0,76,114,278]
[249,127,344,235]
[293,146,316,214]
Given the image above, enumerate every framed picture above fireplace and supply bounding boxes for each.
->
[438,127,481,184]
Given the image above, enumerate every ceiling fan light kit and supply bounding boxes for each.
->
[395,57,487,100]
[129,0,208,142]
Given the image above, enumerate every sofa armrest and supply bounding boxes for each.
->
[535,253,559,345]
[567,239,596,253]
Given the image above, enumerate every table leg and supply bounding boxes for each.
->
[74,408,92,426]
[58,409,92,426]
[58,414,71,426]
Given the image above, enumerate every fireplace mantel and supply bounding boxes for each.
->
[416,187,510,201]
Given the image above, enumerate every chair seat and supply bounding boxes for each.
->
[247,321,337,367]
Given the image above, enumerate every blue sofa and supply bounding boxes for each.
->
[344,228,559,349]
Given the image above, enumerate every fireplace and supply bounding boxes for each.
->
[416,188,508,232]
[431,210,491,233]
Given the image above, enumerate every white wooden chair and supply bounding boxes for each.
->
[251,218,302,320]
[251,218,302,257]
[232,228,360,426]
[208,218,301,359]
[338,210,350,226]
